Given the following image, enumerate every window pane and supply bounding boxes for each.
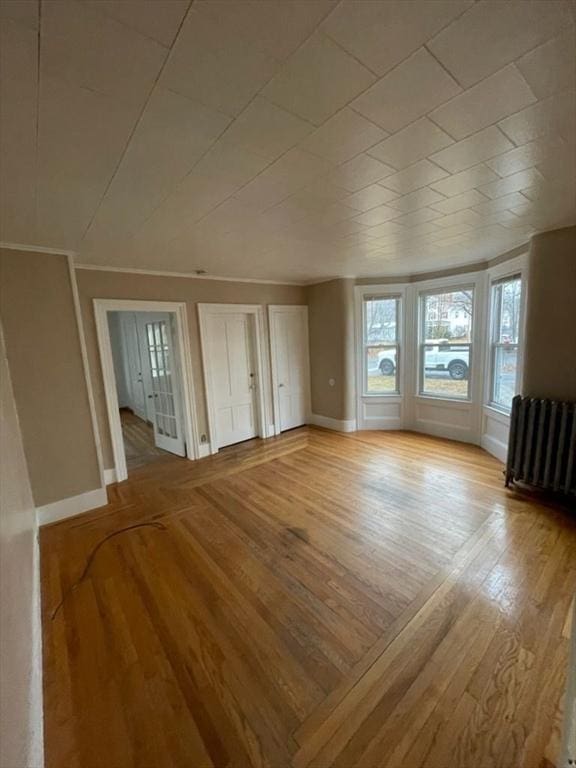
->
[365,297,398,343]
[423,289,473,343]
[497,277,521,343]
[421,342,470,399]
[366,346,398,393]
[493,345,518,409]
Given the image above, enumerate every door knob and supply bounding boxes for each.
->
[278,383,285,388]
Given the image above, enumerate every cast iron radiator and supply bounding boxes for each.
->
[505,395,576,497]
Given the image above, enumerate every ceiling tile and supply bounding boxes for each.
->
[485,137,566,176]
[428,0,572,86]
[290,179,350,208]
[430,189,487,214]
[0,0,38,29]
[434,209,483,228]
[478,168,546,199]
[365,221,407,239]
[80,0,189,47]
[430,164,500,196]
[299,107,386,163]
[472,192,532,215]
[41,0,167,105]
[392,208,445,226]
[388,187,447,212]
[516,28,576,100]
[430,65,537,140]
[342,184,399,212]
[37,75,141,248]
[321,0,473,76]
[327,154,395,192]
[82,88,231,243]
[366,117,454,170]
[0,17,38,242]
[263,33,376,126]
[430,126,515,173]
[160,3,281,117]
[353,205,401,227]
[234,148,333,209]
[351,48,461,132]
[380,159,449,194]
[224,97,314,162]
[195,0,337,62]
[498,90,576,145]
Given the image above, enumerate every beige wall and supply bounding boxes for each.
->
[0,248,102,506]
[307,278,355,422]
[523,226,576,401]
[75,268,306,469]
[0,324,43,768]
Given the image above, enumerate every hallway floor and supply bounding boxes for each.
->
[121,409,170,471]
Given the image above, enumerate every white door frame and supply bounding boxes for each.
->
[268,305,311,435]
[94,299,200,482]
[198,303,271,454]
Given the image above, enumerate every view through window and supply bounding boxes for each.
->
[490,275,522,410]
[363,296,400,395]
[420,288,473,399]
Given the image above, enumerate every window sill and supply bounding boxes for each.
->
[362,392,402,398]
[483,404,511,421]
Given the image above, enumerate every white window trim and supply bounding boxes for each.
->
[483,254,529,416]
[361,293,403,397]
[416,276,483,404]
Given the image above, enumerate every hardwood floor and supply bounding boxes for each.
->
[41,428,576,768]
[121,409,170,471]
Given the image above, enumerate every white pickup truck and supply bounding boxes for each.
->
[372,342,470,380]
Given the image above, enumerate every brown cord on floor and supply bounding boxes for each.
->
[50,522,167,621]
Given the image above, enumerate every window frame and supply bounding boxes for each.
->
[418,284,475,402]
[361,293,402,397]
[488,273,523,413]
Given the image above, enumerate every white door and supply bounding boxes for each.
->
[137,313,186,456]
[270,306,309,432]
[205,312,259,449]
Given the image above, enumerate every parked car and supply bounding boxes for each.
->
[370,342,470,380]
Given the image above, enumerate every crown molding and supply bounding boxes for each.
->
[0,242,77,257]
[74,263,307,287]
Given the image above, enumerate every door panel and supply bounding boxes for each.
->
[271,308,309,432]
[206,312,259,449]
[136,313,186,457]
[120,313,148,421]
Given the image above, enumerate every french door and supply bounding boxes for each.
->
[136,313,186,456]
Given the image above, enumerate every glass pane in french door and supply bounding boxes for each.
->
[146,320,178,439]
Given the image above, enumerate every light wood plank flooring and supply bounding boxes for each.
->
[41,427,576,768]
[121,409,170,471]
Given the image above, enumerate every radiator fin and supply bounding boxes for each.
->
[506,395,576,497]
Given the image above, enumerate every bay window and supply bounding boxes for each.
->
[489,275,522,411]
[419,287,474,400]
[363,295,400,395]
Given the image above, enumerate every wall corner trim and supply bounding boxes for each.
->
[481,434,508,464]
[198,443,212,459]
[103,468,117,485]
[308,414,357,432]
[37,487,108,526]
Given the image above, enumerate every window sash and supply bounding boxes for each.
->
[419,342,472,399]
[488,275,522,411]
[362,296,401,396]
[418,286,474,401]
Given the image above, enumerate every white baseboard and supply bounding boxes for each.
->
[37,486,108,526]
[104,468,117,485]
[198,443,211,458]
[309,413,357,432]
[30,529,44,768]
[481,434,508,463]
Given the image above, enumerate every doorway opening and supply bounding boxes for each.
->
[94,300,199,482]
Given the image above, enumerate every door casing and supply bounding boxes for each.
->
[94,299,200,482]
